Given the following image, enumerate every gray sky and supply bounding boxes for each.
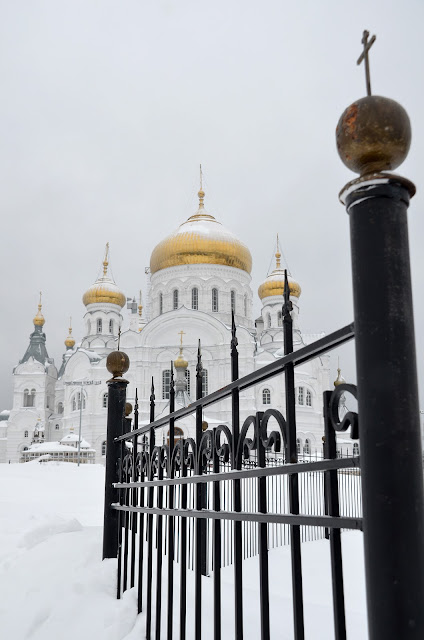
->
[1,0,423,410]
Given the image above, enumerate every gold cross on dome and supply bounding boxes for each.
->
[178,330,186,346]
[357,30,376,97]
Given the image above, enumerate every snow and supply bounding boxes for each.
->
[0,462,368,639]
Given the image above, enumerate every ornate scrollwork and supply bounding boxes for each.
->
[214,424,232,464]
[122,452,133,481]
[329,383,359,439]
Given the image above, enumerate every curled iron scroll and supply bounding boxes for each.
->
[329,383,359,439]
[236,415,257,467]
[214,424,232,464]
[260,409,286,454]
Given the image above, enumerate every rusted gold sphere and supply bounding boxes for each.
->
[106,350,130,378]
[125,402,133,416]
[336,96,411,175]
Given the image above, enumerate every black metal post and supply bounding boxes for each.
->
[103,377,128,560]
[342,176,424,639]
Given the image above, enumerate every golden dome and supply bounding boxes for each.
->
[83,244,126,308]
[174,331,188,368]
[33,293,45,327]
[150,187,252,275]
[334,367,346,387]
[174,348,188,369]
[65,318,75,349]
[258,244,301,301]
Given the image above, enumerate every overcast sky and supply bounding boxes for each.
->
[1,0,423,411]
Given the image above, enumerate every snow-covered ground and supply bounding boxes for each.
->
[0,462,368,639]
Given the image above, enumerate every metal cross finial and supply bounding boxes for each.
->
[200,164,203,191]
[103,242,110,275]
[178,330,186,346]
[357,30,376,96]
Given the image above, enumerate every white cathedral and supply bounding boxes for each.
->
[0,185,342,465]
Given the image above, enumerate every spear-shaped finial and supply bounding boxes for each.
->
[282,269,293,318]
[117,327,121,350]
[196,338,203,375]
[231,308,238,351]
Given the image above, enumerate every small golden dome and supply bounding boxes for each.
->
[65,318,75,349]
[33,293,45,327]
[83,244,126,308]
[174,347,188,369]
[150,187,252,275]
[334,367,346,387]
[258,243,301,301]
[174,330,188,368]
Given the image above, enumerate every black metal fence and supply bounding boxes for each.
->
[104,289,364,639]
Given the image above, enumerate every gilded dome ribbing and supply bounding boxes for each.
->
[150,189,252,275]
[83,244,126,308]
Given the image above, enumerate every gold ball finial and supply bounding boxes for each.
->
[106,350,130,379]
[336,95,411,175]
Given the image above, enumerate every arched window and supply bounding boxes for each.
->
[109,319,114,334]
[262,388,271,405]
[267,314,271,328]
[296,438,301,455]
[55,424,60,430]
[185,370,191,395]
[57,402,64,414]
[277,311,283,327]
[72,395,77,412]
[298,386,304,405]
[102,393,108,408]
[102,441,107,456]
[97,318,102,333]
[159,293,163,315]
[23,389,35,408]
[162,369,171,399]
[202,369,208,397]
[231,290,236,314]
[303,438,311,455]
[212,288,219,312]
[192,287,198,310]
[244,294,248,317]
[24,430,28,438]
[353,442,359,456]
[306,389,312,407]
[173,289,179,310]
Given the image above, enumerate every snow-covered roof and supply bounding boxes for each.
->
[60,434,92,448]
[25,442,95,453]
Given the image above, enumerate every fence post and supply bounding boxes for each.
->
[102,350,130,560]
[338,94,424,638]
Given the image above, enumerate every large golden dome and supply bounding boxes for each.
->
[258,247,301,300]
[150,189,252,275]
[83,245,126,308]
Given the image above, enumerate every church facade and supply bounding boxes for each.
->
[0,186,334,464]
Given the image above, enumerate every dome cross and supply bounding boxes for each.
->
[357,30,376,97]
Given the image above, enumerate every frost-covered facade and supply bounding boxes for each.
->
[0,188,333,464]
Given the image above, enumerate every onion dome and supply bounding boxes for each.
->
[334,367,346,387]
[33,293,45,327]
[174,347,188,369]
[64,318,75,349]
[258,241,301,301]
[83,243,126,308]
[150,181,252,275]
[174,331,188,369]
